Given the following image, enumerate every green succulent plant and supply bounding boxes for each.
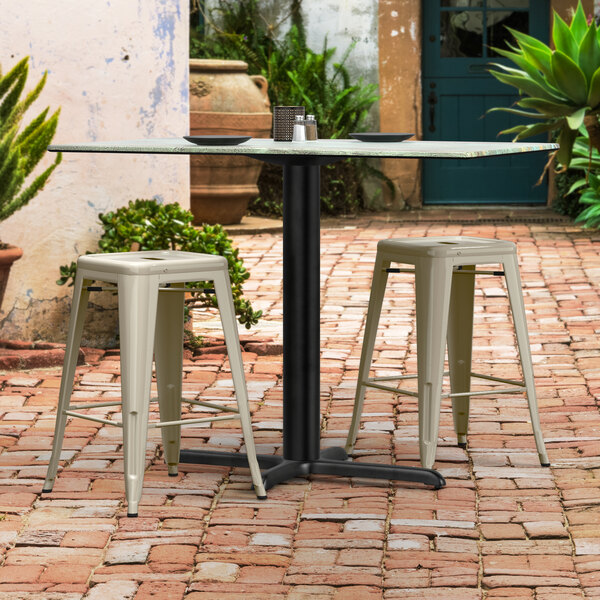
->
[487,1,600,170]
[0,57,61,241]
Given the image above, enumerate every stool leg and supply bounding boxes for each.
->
[213,270,267,499]
[43,275,92,492]
[447,265,475,448]
[154,282,184,477]
[345,255,391,453]
[415,258,453,470]
[502,254,550,466]
[118,274,160,516]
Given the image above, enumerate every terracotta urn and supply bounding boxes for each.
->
[0,244,23,310]
[189,59,272,225]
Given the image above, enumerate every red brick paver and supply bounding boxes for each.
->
[0,210,599,599]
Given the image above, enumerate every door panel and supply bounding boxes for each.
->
[422,0,550,205]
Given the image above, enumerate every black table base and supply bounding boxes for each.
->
[179,447,446,490]
[180,155,446,492]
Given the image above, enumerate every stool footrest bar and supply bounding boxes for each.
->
[63,411,123,427]
[385,268,504,276]
[63,410,239,429]
[148,413,239,428]
[86,286,215,293]
[185,399,240,413]
[370,374,419,382]
[363,380,419,396]
[471,372,525,386]
[445,386,526,399]
[67,400,123,410]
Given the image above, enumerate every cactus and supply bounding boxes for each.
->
[0,56,61,236]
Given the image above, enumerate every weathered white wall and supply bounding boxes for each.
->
[206,0,379,124]
[0,0,189,343]
[302,1,379,90]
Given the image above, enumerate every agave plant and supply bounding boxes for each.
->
[0,57,61,238]
[487,1,600,169]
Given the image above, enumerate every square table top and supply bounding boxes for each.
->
[48,137,558,159]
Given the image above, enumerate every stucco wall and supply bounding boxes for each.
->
[0,0,189,344]
[302,0,379,127]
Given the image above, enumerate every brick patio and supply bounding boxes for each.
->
[0,209,599,599]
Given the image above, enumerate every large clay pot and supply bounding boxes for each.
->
[0,245,22,311]
[189,59,272,225]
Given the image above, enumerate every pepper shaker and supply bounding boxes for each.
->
[292,114,306,141]
[305,114,318,140]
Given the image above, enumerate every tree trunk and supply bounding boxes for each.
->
[584,114,600,153]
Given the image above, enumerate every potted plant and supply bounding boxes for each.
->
[0,56,61,309]
[487,1,600,170]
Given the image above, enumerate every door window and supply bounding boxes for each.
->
[427,0,533,75]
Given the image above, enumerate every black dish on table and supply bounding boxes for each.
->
[183,135,251,146]
[350,133,413,143]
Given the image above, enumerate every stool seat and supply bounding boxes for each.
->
[377,236,516,259]
[346,236,549,470]
[43,250,266,516]
[78,250,226,276]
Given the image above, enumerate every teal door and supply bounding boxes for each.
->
[422,0,550,205]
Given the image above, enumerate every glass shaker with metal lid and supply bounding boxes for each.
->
[292,114,306,141]
[305,114,318,140]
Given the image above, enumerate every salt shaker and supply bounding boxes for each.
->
[305,114,318,140]
[292,114,306,141]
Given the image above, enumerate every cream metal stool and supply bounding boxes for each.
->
[43,250,266,516]
[345,236,549,470]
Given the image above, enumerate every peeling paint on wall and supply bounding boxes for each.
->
[0,0,189,343]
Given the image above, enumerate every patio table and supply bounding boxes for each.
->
[48,137,557,492]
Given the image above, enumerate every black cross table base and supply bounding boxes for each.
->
[179,447,446,489]
[180,155,446,491]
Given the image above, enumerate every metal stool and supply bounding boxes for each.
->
[43,250,266,516]
[345,236,550,470]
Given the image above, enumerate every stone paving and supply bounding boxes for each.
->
[0,210,599,599]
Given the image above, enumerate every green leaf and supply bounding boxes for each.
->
[518,40,559,88]
[498,124,528,138]
[570,1,590,43]
[566,106,589,129]
[553,11,579,61]
[489,68,565,103]
[556,125,578,166]
[488,105,553,120]
[551,50,589,104]
[488,50,550,88]
[507,26,552,55]
[587,67,600,107]
[567,178,587,194]
[513,121,562,139]
[517,97,576,117]
[578,21,600,86]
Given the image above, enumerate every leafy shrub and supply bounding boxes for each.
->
[57,199,262,328]
[553,168,585,218]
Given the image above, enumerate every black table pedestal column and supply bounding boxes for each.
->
[180,158,446,491]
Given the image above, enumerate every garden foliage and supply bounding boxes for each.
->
[57,200,262,328]
[190,0,389,216]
